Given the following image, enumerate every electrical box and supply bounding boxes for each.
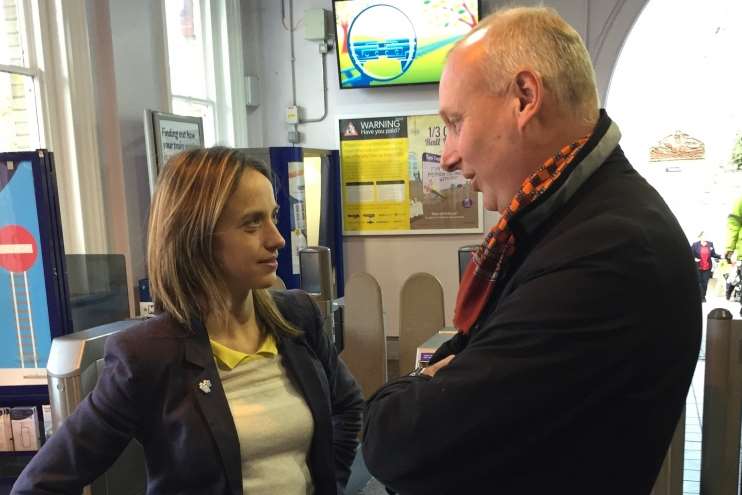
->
[245,75,259,107]
[304,8,329,41]
[286,105,300,124]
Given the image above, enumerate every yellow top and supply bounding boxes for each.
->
[211,334,314,494]
[210,334,278,370]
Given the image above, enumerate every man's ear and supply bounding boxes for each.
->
[513,70,542,131]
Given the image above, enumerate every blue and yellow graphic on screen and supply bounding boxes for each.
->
[334,0,479,89]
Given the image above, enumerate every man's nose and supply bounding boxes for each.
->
[441,146,461,172]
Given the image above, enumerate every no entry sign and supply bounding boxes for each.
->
[0,224,38,273]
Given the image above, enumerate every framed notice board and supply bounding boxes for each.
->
[338,111,483,235]
[144,110,204,194]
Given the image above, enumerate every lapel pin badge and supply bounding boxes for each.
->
[198,379,212,394]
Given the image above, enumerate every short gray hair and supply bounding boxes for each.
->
[460,5,599,126]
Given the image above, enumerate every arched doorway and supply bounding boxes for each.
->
[607,0,742,250]
[605,1,742,493]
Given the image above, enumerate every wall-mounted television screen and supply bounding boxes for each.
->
[333,0,480,89]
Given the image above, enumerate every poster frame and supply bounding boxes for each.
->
[0,150,71,390]
[144,110,204,195]
[337,109,483,236]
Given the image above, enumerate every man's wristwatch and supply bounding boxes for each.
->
[409,366,426,377]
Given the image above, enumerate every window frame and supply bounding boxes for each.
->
[0,0,48,152]
[33,0,108,255]
[161,0,247,147]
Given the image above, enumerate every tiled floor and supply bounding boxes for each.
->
[683,358,704,495]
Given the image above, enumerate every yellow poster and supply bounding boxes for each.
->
[339,114,482,235]
[407,115,479,231]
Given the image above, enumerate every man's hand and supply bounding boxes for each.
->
[422,354,455,378]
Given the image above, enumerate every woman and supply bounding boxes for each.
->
[691,232,720,302]
[12,147,363,494]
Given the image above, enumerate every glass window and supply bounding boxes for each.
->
[164,0,208,99]
[172,96,215,146]
[164,0,217,145]
[0,0,42,152]
[0,0,28,67]
[0,72,40,151]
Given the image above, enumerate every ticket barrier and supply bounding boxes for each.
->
[407,245,477,369]
[415,328,457,368]
[46,320,146,495]
[458,245,478,281]
[699,308,742,494]
[299,246,344,351]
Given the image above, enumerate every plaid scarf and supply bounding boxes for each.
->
[454,136,590,334]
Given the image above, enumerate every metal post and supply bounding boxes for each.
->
[701,308,742,494]
[299,246,335,337]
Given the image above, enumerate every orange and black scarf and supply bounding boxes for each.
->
[454,136,590,334]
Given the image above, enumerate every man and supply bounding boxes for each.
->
[726,195,742,262]
[691,232,720,302]
[725,196,742,313]
[362,6,701,495]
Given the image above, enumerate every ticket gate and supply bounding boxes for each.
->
[46,320,146,495]
[458,245,478,282]
[299,246,344,351]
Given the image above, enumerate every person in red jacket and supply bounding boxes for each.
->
[691,232,721,302]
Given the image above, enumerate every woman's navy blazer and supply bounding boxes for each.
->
[12,289,363,495]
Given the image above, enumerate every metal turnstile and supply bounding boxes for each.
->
[458,245,478,282]
[46,320,146,495]
[701,308,742,495]
[299,246,344,351]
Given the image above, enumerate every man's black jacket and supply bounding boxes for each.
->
[363,112,702,495]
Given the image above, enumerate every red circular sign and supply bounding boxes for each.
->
[0,225,38,272]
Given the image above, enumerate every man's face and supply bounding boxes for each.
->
[439,46,523,213]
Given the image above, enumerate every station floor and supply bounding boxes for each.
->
[683,347,704,495]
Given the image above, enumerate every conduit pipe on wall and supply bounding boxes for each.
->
[301,41,330,124]
[282,0,330,130]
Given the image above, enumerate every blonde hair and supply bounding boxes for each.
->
[460,5,599,126]
[147,146,298,337]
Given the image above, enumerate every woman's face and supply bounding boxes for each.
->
[212,168,285,300]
